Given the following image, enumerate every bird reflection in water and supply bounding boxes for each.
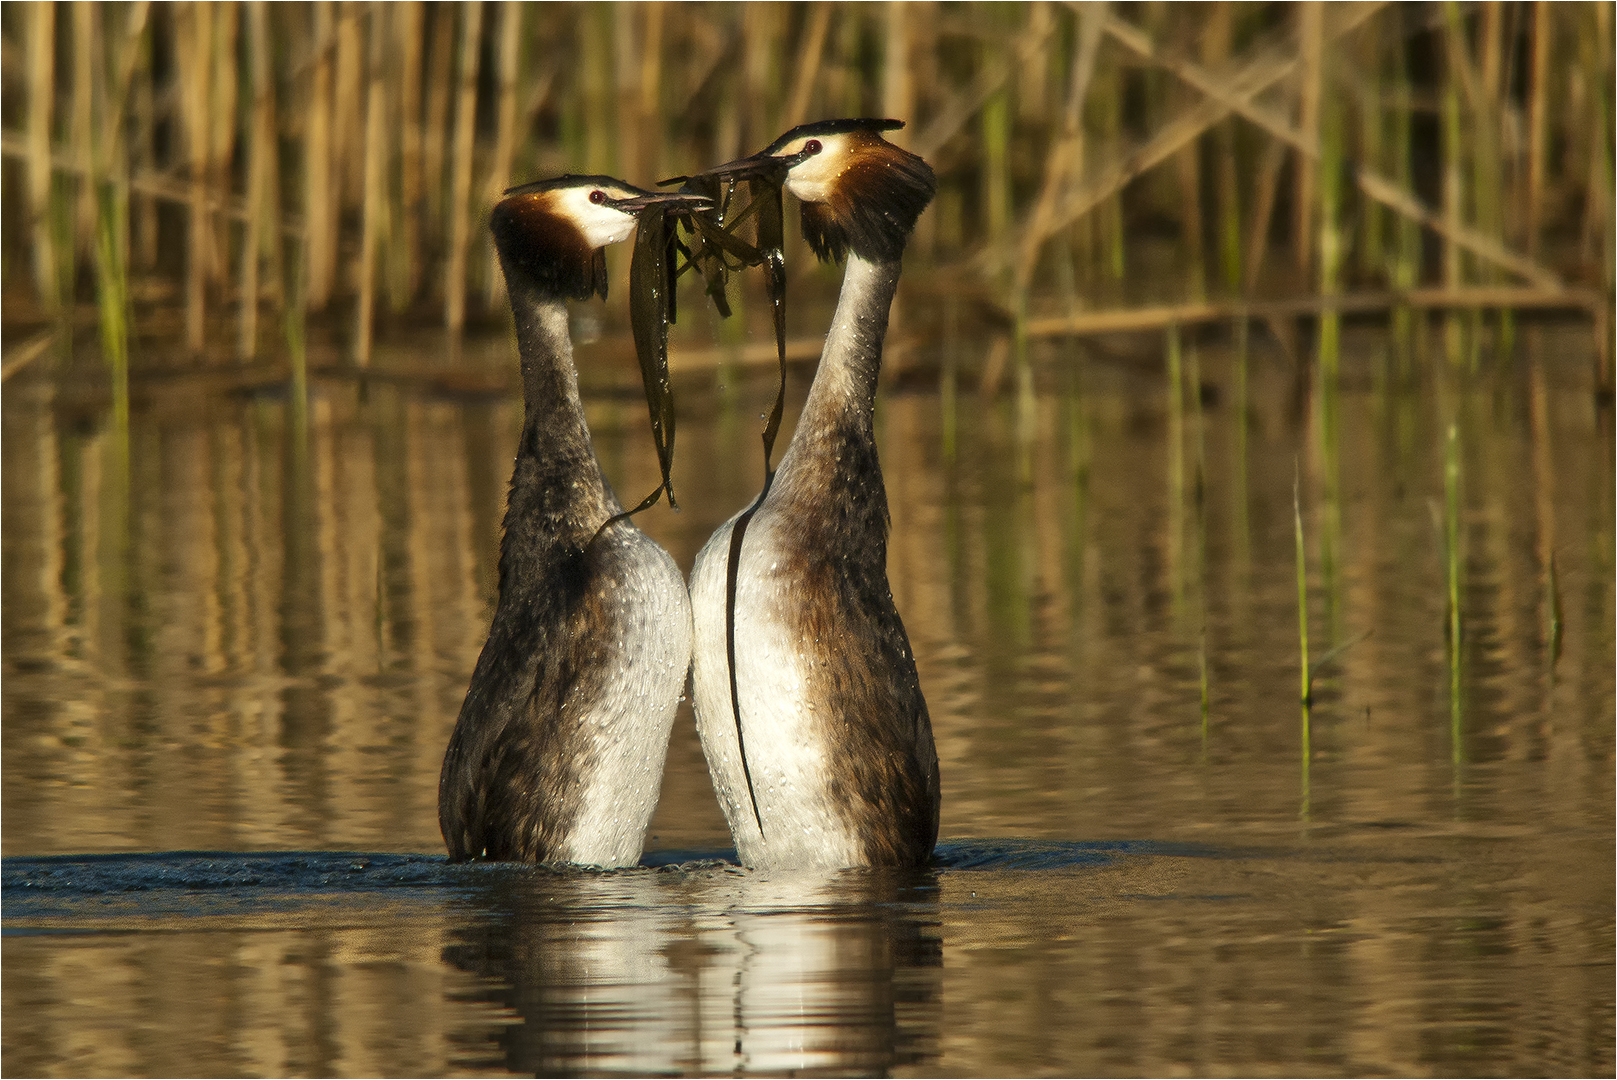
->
[441,864,942,1076]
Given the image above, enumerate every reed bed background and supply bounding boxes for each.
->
[2,21,1613,1047]
[0,1,1611,381]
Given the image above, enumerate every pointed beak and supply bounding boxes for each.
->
[664,150,787,187]
[610,190,714,215]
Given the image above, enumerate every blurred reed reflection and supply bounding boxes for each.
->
[442,864,940,1076]
[4,839,1607,1076]
[3,316,1612,856]
[2,311,1611,1076]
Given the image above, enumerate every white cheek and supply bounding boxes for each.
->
[555,187,638,249]
[786,175,834,203]
[784,143,849,205]
[580,213,636,249]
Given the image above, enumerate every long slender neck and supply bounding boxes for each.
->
[779,255,902,477]
[501,274,617,554]
[509,279,587,441]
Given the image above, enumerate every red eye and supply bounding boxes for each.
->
[804,139,823,155]
[589,190,607,204]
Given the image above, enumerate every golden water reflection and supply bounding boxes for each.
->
[4,840,1607,1076]
[3,316,1613,1075]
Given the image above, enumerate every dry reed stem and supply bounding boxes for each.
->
[89,4,150,455]
[1481,2,1504,105]
[1526,1,1551,256]
[335,7,364,209]
[305,2,335,311]
[785,4,833,129]
[614,5,639,185]
[669,336,832,373]
[580,6,613,171]
[1,1,1606,360]
[421,4,453,276]
[210,2,238,285]
[72,4,94,268]
[132,29,157,270]
[1176,140,1205,301]
[914,11,1059,159]
[2,331,59,383]
[1583,4,1612,288]
[828,5,859,119]
[1356,20,1384,277]
[1441,3,1468,307]
[1104,9,1564,291]
[486,1,522,311]
[981,28,1012,251]
[356,1,387,367]
[394,1,424,310]
[0,136,299,231]
[1527,348,1558,601]
[976,334,1013,397]
[1207,2,1242,293]
[238,1,269,359]
[1023,286,1601,339]
[28,1,56,308]
[1294,1,1323,275]
[1018,2,1053,126]
[883,4,913,141]
[444,0,482,336]
[1243,140,1286,294]
[982,7,1379,276]
[183,1,214,355]
[93,6,150,175]
[1016,2,1105,293]
[256,11,282,315]
[640,2,663,132]
[741,5,772,152]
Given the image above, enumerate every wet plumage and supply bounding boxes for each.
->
[688,121,941,869]
[439,177,699,866]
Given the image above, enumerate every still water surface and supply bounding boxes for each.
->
[3,310,1612,1076]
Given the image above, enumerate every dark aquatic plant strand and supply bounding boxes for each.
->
[719,172,792,840]
[662,165,794,842]
[669,174,734,317]
[751,173,790,470]
[625,201,681,511]
[661,173,773,318]
[596,187,716,540]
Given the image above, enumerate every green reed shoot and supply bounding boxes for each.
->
[1188,336,1209,742]
[1294,466,1311,708]
[1233,319,1251,565]
[1166,323,1185,614]
[284,243,310,451]
[93,182,130,447]
[1199,627,1210,753]
[1295,464,1312,817]
[1444,421,1462,767]
[1547,552,1563,666]
[1015,315,1035,488]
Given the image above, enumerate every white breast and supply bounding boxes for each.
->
[562,528,693,867]
[689,506,863,869]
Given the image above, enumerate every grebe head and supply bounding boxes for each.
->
[491,176,710,300]
[693,119,937,264]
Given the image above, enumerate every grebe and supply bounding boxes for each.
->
[687,120,940,868]
[439,176,706,866]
